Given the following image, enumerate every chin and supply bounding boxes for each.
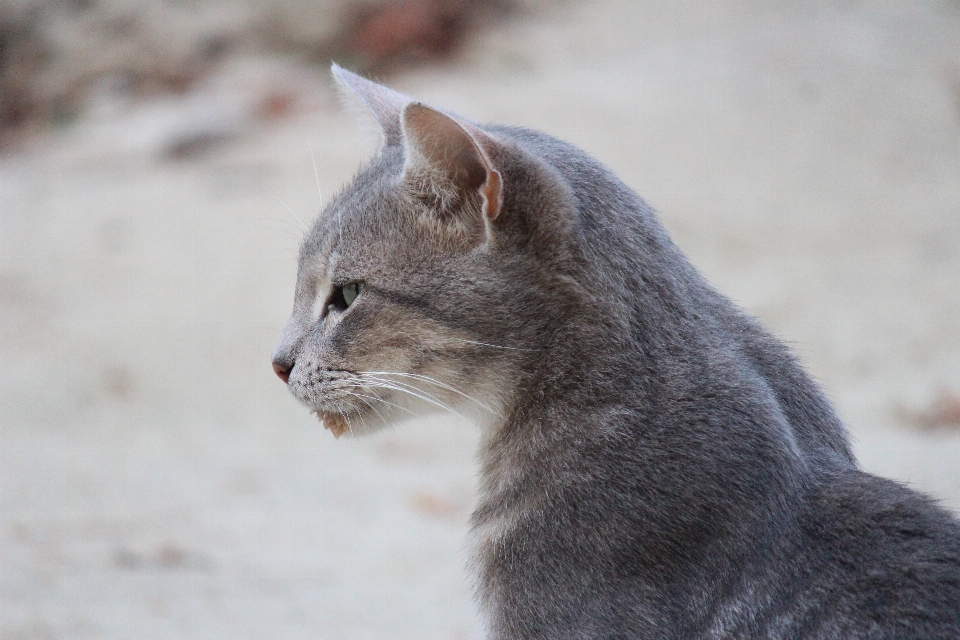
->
[309,405,399,439]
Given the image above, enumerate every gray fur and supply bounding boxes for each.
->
[272,68,960,639]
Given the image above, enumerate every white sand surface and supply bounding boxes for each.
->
[2,1,959,638]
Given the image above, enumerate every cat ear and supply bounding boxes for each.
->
[331,63,410,146]
[401,103,503,231]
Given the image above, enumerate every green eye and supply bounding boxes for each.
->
[325,282,364,318]
[342,282,362,307]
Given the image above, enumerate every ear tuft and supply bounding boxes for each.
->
[331,63,411,146]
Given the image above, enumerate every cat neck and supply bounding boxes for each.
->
[471,282,816,555]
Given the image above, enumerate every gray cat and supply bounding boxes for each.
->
[271,66,960,639]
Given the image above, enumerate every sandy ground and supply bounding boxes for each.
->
[3,1,960,638]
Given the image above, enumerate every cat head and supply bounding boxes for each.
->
[271,66,589,438]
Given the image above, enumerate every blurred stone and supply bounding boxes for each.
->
[344,0,512,70]
[113,543,213,571]
[911,391,960,431]
[409,490,463,521]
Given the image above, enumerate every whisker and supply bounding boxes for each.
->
[366,376,464,410]
[358,375,449,405]
[256,214,306,235]
[309,145,324,206]
[338,389,367,432]
[335,399,356,436]
[356,405,371,432]
[343,389,390,424]
[358,377,467,420]
[350,388,417,417]
[254,219,307,246]
[275,201,308,234]
[450,338,539,352]
[359,378,451,412]
[309,145,342,247]
[358,371,494,413]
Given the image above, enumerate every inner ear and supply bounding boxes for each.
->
[401,103,502,222]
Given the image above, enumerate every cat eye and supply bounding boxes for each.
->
[326,281,364,316]
[342,282,362,306]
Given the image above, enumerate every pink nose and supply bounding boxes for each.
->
[272,361,291,384]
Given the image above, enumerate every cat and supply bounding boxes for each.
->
[271,65,960,639]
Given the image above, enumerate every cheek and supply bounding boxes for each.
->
[319,300,481,379]
[331,315,419,374]
[330,300,469,375]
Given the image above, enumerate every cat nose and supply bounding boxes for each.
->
[272,360,293,384]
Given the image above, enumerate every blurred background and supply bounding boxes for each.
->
[2,0,959,638]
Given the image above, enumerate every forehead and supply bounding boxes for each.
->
[297,147,419,279]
